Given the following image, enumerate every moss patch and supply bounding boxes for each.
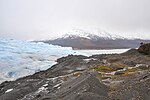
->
[93,65,112,73]
[73,72,81,77]
[92,63,126,73]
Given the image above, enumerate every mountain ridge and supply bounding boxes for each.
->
[56,29,127,40]
[40,29,150,49]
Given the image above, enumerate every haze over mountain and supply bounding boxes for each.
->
[0,0,150,40]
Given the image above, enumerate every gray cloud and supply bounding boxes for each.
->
[0,0,150,40]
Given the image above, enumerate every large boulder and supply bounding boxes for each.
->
[138,43,150,55]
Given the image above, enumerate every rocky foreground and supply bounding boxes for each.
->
[0,45,150,100]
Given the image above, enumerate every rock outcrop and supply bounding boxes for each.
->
[138,43,150,55]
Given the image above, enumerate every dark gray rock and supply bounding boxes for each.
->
[38,72,109,100]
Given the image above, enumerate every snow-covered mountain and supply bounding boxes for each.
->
[43,29,150,49]
[0,38,84,83]
[60,29,125,40]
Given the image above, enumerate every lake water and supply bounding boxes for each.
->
[75,49,130,56]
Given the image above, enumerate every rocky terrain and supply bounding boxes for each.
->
[0,44,150,100]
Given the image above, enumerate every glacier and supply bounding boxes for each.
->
[0,38,129,83]
[0,38,85,83]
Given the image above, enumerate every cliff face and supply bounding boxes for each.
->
[0,49,150,100]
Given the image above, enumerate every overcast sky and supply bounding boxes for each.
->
[0,0,150,40]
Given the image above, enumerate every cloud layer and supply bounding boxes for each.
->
[0,0,150,40]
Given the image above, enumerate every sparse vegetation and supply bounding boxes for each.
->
[73,72,81,77]
[92,63,126,73]
[93,65,112,73]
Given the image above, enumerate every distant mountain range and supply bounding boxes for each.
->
[40,29,150,49]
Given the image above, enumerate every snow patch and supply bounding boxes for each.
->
[37,87,48,93]
[53,83,61,88]
[5,89,13,93]
[43,84,48,87]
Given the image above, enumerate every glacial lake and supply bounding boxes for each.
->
[75,49,130,56]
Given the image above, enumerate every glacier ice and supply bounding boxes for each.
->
[0,38,84,83]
